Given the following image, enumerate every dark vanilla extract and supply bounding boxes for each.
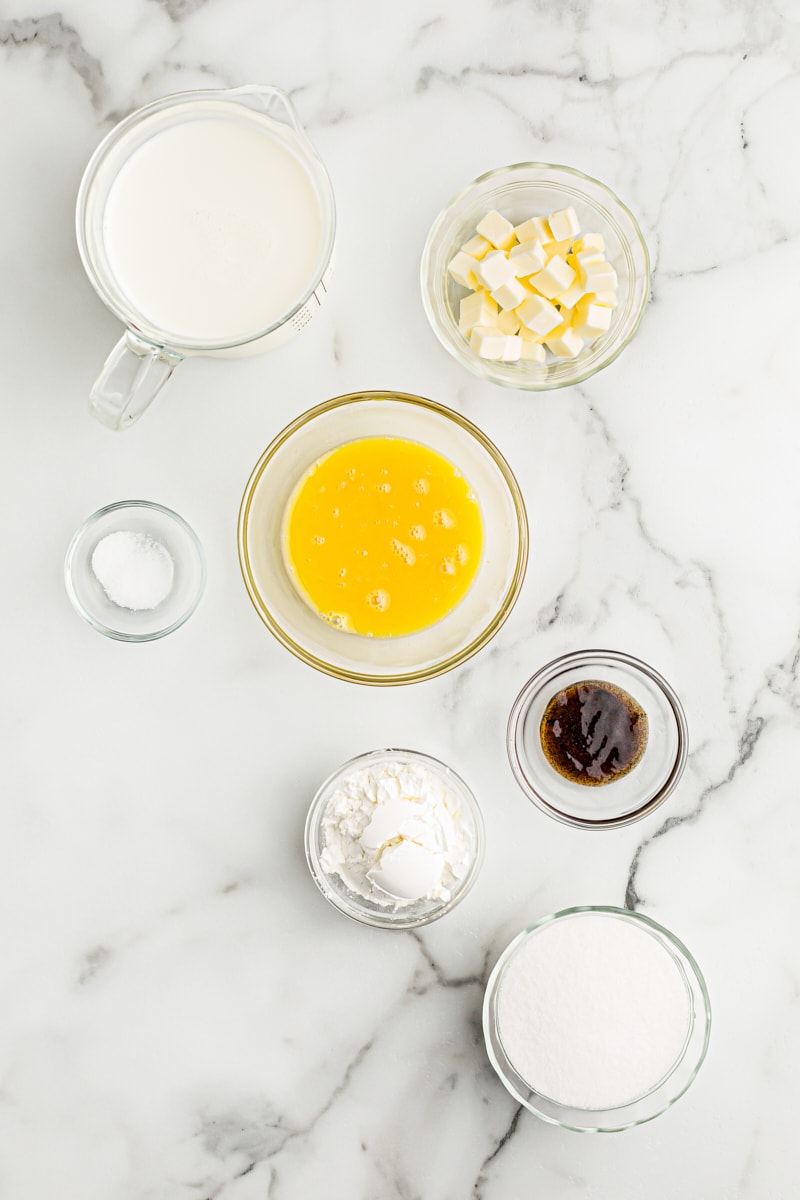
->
[540,681,648,786]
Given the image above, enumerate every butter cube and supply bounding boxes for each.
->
[470,326,521,362]
[555,277,587,311]
[548,206,581,242]
[573,233,605,255]
[573,248,606,269]
[528,255,576,300]
[496,308,521,335]
[516,293,562,338]
[591,290,618,308]
[544,322,584,358]
[572,297,613,340]
[458,290,498,334]
[514,215,551,244]
[469,325,506,360]
[461,234,492,260]
[547,237,576,259]
[580,259,618,292]
[490,277,528,311]
[500,335,523,362]
[509,238,547,277]
[475,250,515,291]
[519,324,545,344]
[519,339,546,363]
[476,209,516,251]
[448,251,480,290]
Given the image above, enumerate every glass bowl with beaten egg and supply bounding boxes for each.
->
[237,391,528,684]
[421,163,650,390]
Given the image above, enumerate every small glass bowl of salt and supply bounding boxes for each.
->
[65,500,206,641]
[304,748,485,929]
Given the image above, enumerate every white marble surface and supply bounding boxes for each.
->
[1,1,799,1196]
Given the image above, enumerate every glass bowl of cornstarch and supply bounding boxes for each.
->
[305,748,485,929]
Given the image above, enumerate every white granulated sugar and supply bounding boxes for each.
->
[496,912,691,1109]
[319,760,474,907]
[91,530,174,611]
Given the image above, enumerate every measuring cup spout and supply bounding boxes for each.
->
[225,84,304,137]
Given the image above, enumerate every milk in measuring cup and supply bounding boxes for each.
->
[103,114,324,344]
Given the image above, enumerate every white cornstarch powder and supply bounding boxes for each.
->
[91,530,174,611]
[496,912,691,1109]
[319,759,474,907]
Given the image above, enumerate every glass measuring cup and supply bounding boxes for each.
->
[76,85,336,430]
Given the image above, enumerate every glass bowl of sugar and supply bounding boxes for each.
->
[304,748,485,929]
[483,907,711,1132]
[64,500,206,641]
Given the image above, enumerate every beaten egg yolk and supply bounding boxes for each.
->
[283,436,483,637]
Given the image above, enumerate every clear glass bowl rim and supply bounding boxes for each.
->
[420,161,651,391]
[506,648,689,829]
[64,499,207,642]
[304,747,486,929]
[483,905,712,1132]
[237,390,529,685]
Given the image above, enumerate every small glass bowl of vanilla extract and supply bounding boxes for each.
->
[507,650,688,829]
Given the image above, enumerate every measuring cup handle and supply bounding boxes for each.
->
[89,332,183,430]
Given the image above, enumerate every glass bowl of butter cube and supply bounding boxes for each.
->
[421,163,650,390]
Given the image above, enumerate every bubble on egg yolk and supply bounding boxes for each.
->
[390,539,416,566]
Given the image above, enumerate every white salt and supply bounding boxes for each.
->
[91,530,174,611]
[496,912,691,1110]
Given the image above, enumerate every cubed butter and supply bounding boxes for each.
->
[469,325,507,360]
[573,248,606,269]
[572,297,613,339]
[461,234,493,260]
[476,209,516,251]
[455,209,616,365]
[555,277,587,311]
[528,255,576,300]
[509,238,547,277]
[475,250,515,291]
[496,308,521,335]
[516,293,562,338]
[500,335,523,362]
[573,232,605,255]
[458,290,498,334]
[580,259,618,292]
[447,251,480,290]
[519,339,546,362]
[548,206,581,242]
[544,322,584,358]
[546,237,576,259]
[470,326,521,362]
[490,277,528,311]
[514,215,551,244]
